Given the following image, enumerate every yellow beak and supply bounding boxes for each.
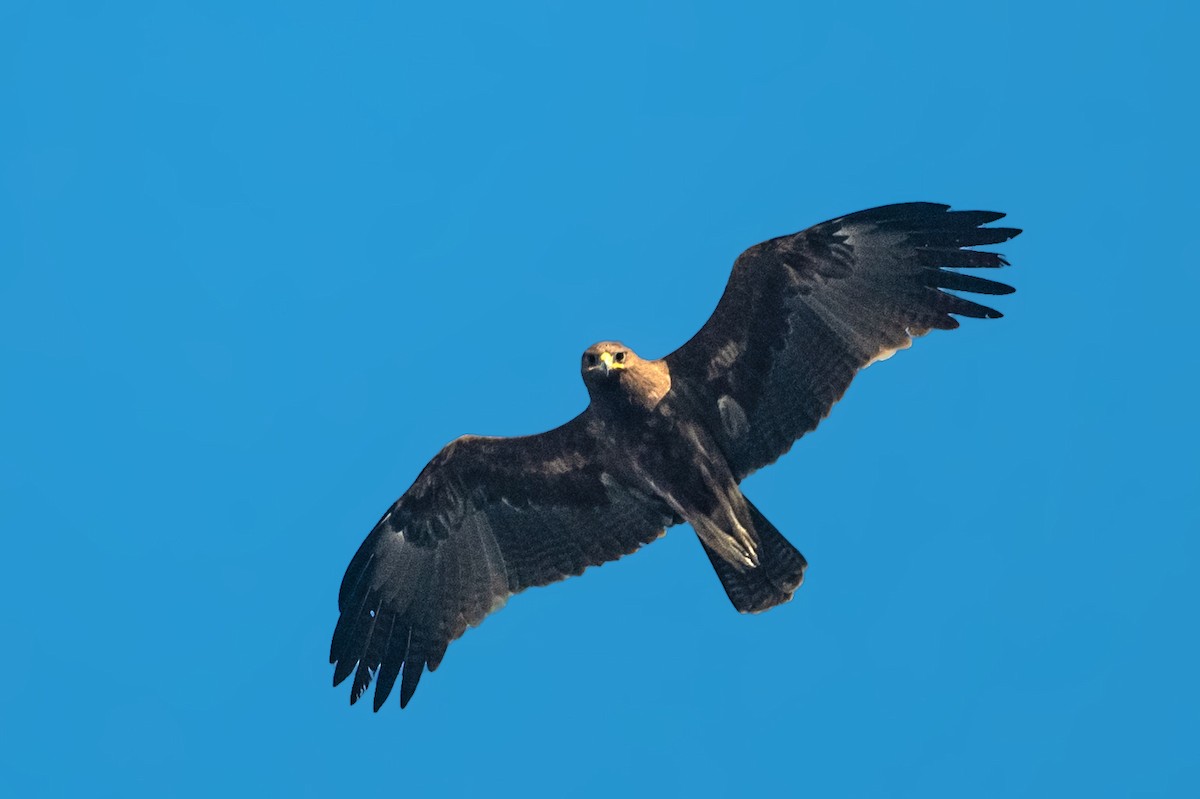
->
[598,352,626,372]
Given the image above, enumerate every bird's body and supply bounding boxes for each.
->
[331,202,1021,710]
[581,343,780,581]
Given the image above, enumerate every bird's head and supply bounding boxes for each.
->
[581,341,671,409]
[581,341,633,382]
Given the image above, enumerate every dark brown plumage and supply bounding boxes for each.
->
[331,202,1020,710]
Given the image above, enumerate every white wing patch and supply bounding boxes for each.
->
[864,338,912,368]
[863,326,931,369]
[718,394,750,440]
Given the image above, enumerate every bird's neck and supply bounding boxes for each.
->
[588,362,672,416]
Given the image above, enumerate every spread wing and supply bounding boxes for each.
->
[330,412,674,710]
[665,202,1020,480]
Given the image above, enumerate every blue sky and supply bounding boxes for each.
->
[2,1,1197,796]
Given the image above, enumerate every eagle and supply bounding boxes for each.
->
[331,202,1020,710]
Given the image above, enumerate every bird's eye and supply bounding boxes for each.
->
[615,352,625,363]
[585,354,597,366]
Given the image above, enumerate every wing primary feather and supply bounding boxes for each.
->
[349,602,385,704]
[916,225,1021,248]
[332,591,379,688]
[372,619,406,712]
[916,247,1010,269]
[848,202,951,223]
[398,647,426,709]
[942,209,1008,226]
[922,269,1015,295]
[336,549,375,613]
[330,581,374,673]
[935,291,1003,319]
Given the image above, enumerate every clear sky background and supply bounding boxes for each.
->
[2,1,1197,796]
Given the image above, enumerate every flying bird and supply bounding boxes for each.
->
[331,202,1020,710]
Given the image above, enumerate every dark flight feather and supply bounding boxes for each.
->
[330,415,674,710]
[664,202,1020,480]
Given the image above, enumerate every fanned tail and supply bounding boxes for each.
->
[701,498,806,614]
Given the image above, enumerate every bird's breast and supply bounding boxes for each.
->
[590,407,724,512]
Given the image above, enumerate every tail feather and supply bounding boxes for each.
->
[701,499,806,614]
